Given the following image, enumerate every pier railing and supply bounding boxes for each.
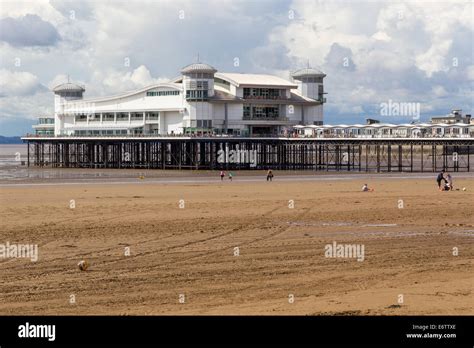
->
[23,133,474,139]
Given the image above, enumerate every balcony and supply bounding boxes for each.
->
[243,115,289,122]
[33,123,54,129]
[38,118,54,125]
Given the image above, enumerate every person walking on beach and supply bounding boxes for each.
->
[228,172,233,181]
[266,169,274,182]
[436,170,446,191]
[220,170,225,181]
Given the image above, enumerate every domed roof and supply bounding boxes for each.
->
[52,82,85,93]
[291,67,326,79]
[181,63,217,74]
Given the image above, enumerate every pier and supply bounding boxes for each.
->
[23,136,473,172]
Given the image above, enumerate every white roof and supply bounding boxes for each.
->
[53,83,85,93]
[432,123,471,127]
[181,63,217,74]
[78,83,182,103]
[216,72,297,88]
[291,67,326,78]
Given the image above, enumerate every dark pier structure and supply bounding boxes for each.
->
[23,137,473,172]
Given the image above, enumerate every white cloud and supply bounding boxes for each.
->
[0,90,52,120]
[466,65,474,81]
[371,31,392,42]
[432,85,448,97]
[0,0,472,134]
[100,65,170,93]
[263,0,473,120]
[415,39,453,77]
[0,69,46,97]
[0,0,64,25]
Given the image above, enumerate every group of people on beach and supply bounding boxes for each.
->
[220,171,233,181]
[218,169,455,190]
[362,170,455,192]
[436,170,454,191]
[219,169,274,182]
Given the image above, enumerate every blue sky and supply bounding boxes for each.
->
[0,0,473,136]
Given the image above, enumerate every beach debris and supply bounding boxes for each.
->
[77,260,89,271]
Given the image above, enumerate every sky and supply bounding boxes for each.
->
[0,0,472,136]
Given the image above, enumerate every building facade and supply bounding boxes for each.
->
[48,63,326,137]
[430,109,472,124]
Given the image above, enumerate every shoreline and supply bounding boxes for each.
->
[1,166,473,186]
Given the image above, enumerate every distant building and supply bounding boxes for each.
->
[294,122,473,138]
[431,109,472,124]
[37,62,326,137]
[366,118,380,125]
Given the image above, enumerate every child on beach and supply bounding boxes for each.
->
[445,173,453,190]
[362,184,374,192]
[266,170,274,182]
[220,170,225,181]
[228,172,233,181]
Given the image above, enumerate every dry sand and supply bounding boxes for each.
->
[0,173,473,315]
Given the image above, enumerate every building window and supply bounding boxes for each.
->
[243,88,282,99]
[38,118,54,124]
[214,78,230,90]
[243,105,251,118]
[196,120,212,128]
[147,112,159,120]
[146,90,180,96]
[188,73,212,79]
[186,80,209,90]
[103,113,114,121]
[244,105,280,119]
[75,114,87,122]
[131,113,143,121]
[186,90,208,99]
[61,91,82,98]
[116,113,128,121]
[196,81,208,90]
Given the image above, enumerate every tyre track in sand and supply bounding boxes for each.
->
[56,206,285,280]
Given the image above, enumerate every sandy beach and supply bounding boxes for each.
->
[0,172,472,315]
